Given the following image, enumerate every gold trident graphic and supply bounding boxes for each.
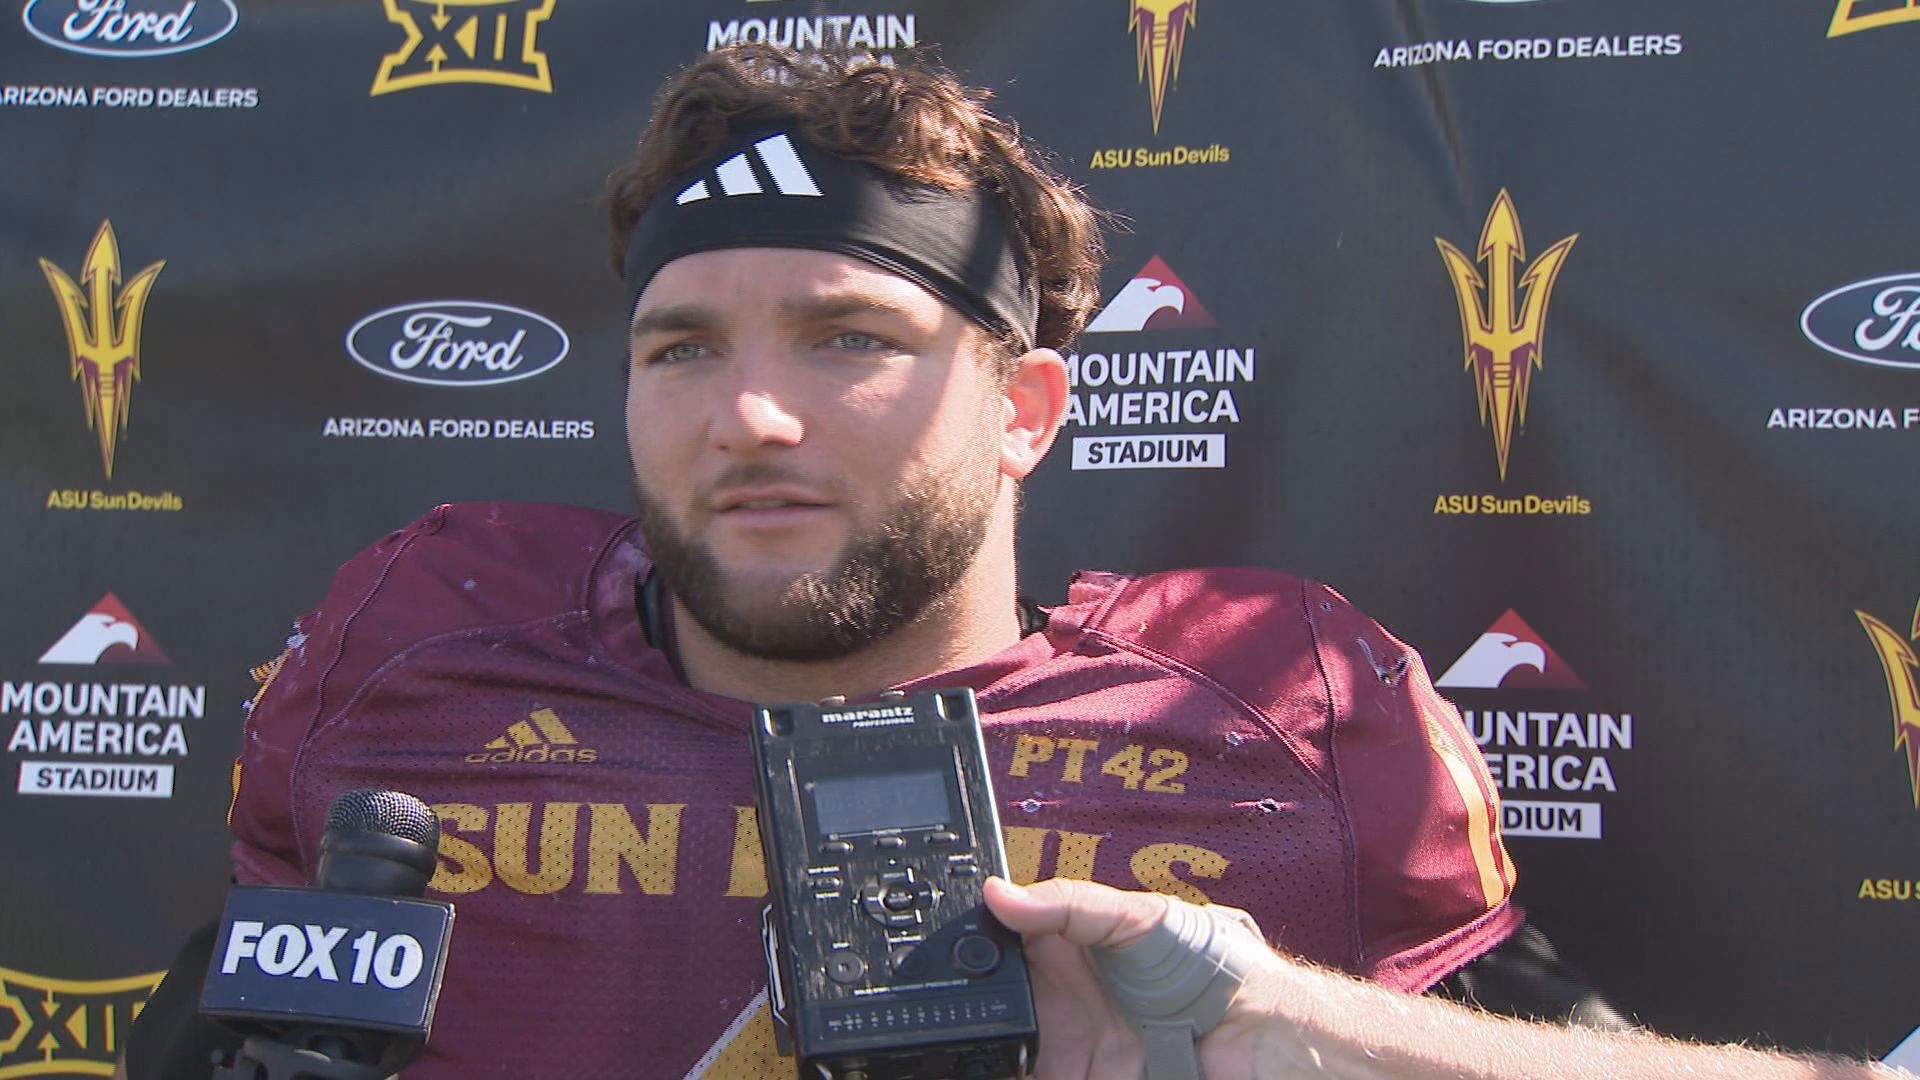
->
[1829,0,1920,38]
[1857,600,1920,809]
[39,221,165,479]
[1435,191,1577,482]
[1131,0,1196,134]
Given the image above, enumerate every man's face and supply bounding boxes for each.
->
[625,247,1009,662]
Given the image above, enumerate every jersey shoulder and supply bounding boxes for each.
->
[1053,566,1341,772]
[228,502,640,882]
[283,500,635,675]
[1054,567,1520,987]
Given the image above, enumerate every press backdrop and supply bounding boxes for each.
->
[4,1,1919,1075]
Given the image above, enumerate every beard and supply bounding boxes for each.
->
[630,452,999,663]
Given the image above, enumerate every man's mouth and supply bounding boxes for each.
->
[713,486,832,514]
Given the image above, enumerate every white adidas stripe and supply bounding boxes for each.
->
[754,133,822,196]
[715,152,762,196]
[675,133,823,205]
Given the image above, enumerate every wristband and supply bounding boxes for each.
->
[1091,899,1265,1080]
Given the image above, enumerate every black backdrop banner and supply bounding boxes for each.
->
[4,1,1919,1074]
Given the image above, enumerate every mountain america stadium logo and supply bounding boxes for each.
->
[9,593,196,799]
[38,593,169,665]
[1064,253,1253,471]
[1084,256,1216,333]
[1435,610,1586,690]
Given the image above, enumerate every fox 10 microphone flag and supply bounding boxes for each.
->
[200,888,453,1037]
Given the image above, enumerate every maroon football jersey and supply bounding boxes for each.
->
[229,502,1519,1078]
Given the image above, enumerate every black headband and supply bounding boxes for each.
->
[622,126,1038,349]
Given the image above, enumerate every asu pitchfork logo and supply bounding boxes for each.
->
[38,221,166,481]
[371,0,556,96]
[1856,599,1920,808]
[1435,191,1578,482]
[1829,0,1920,37]
[1130,0,1196,133]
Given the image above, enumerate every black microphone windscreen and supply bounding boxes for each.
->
[326,789,440,848]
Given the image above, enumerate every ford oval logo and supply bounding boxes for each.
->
[22,0,238,57]
[1800,273,1920,372]
[346,302,570,388]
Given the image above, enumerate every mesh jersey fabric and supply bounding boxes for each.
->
[226,501,1521,1078]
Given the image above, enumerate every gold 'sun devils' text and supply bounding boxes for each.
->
[1434,494,1592,516]
[46,489,183,511]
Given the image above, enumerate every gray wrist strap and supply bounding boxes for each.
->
[1091,899,1265,1080]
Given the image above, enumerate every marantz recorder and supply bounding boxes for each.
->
[751,688,1038,1080]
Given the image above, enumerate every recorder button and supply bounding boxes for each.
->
[889,944,930,978]
[951,935,1002,977]
[883,887,916,912]
[876,835,908,850]
[822,840,854,855]
[826,952,867,985]
[927,831,958,846]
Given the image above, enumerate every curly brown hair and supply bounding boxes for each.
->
[606,44,1106,360]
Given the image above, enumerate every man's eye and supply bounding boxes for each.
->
[650,341,707,365]
[829,331,889,352]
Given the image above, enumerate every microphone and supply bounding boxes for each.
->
[198,790,455,1080]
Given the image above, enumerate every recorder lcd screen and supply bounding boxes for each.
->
[810,770,952,836]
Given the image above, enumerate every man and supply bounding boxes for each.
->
[129,44,1606,1078]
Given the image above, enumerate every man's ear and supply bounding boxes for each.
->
[1000,347,1068,480]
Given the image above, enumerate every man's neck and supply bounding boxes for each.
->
[663,496,1022,706]
[669,559,1022,705]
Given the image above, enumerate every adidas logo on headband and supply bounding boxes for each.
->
[626,126,1037,347]
[675,132,823,205]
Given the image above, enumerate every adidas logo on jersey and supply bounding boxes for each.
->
[675,133,823,205]
[466,708,599,765]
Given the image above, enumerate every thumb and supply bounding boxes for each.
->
[984,876,1170,950]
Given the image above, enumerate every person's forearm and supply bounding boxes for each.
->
[1211,956,1898,1080]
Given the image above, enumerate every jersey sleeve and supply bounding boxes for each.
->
[225,508,454,886]
[1308,581,1522,990]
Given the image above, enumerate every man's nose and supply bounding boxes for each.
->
[710,354,805,450]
